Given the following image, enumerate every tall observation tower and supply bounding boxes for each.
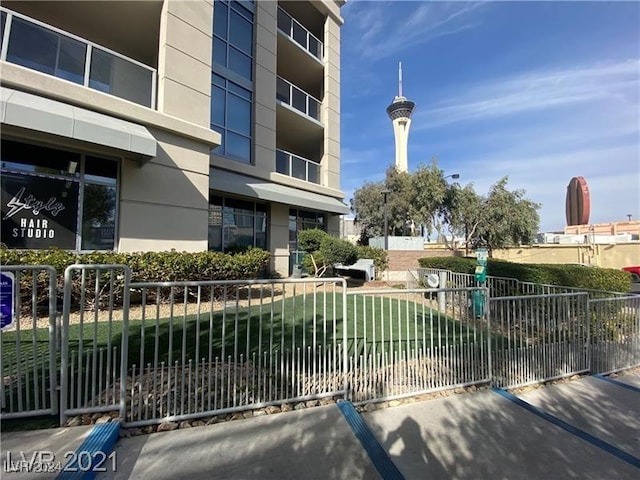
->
[386,62,416,173]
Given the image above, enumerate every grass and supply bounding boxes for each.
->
[2,293,483,375]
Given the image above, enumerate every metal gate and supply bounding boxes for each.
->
[489,293,590,388]
[0,265,58,418]
[59,265,130,424]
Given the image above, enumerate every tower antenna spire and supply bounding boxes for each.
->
[398,62,403,97]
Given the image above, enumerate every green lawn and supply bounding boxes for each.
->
[1,293,485,377]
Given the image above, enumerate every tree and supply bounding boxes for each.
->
[442,183,483,254]
[298,229,358,277]
[411,160,448,240]
[351,181,383,244]
[384,166,415,236]
[351,166,418,244]
[474,177,540,256]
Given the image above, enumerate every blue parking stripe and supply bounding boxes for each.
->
[492,388,640,469]
[56,421,120,480]
[337,401,405,480]
[593,374,640,393]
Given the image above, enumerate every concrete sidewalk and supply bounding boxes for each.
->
[99,405,379,480]
[363,386,639,480]
[2,373,639,480]
[1,425,94,480]
[518,375,640,459]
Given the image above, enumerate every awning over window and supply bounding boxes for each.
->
[0,86,157,159]
[211,169,350,215]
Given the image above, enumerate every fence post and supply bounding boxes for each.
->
[437,271,448,312]
[485,287,492,385]
[59,266,74,426]
[341,279,349,400]
[119,267,131,422]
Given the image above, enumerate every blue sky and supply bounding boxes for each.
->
[339,0,640,233]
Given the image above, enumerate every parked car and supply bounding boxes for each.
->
[622,266,640,283]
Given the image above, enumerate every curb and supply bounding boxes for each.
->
[56,421,120,480]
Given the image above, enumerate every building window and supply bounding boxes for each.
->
[208,195,266,252]
[288,209,325,251]
[0,139,118,251]
[211,0,254,164]
[211,74,252,163]
[212,0,254,81]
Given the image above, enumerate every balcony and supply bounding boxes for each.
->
[0,7,156,108]
[276,76,321,122]
[277,7,323,61]
[276,149,320,185]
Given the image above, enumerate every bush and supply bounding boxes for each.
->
[1,247,271,312]
[418,256,630,293]
[297,229,327,254]
[319,236,358,267]
[296,230,385,278]
[356,245,388,278]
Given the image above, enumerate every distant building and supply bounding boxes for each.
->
[537,220,640,244]
[340,216,360,244]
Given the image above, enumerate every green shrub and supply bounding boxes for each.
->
[297,229,327,254]
[418,256,630,293]
[1,247,271,312]
[319,236,358,267]
[356,245,388,278]
[417,256,476,274]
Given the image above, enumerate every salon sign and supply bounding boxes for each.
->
[1,174,79,249]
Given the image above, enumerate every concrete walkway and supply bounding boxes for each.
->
[1,425,94,480]
[2,373,638,480]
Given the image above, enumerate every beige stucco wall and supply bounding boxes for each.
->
[118,128,210,252]
[492,244,640,269]
[322,16,341,191]
[270,203,291,275]
[157,0,213,127]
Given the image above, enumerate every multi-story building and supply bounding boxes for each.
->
[0,0,347,276]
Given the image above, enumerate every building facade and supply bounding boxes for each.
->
[0,0,347,276]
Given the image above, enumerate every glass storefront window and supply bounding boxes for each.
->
[288,209,325,251]
[0,139,119,251]
[81,183,116,250]
[208,195,266,251]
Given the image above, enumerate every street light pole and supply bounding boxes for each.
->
[381,189,390,250]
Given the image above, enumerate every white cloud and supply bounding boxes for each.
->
[416,60,640,129]
[343,1,486,60]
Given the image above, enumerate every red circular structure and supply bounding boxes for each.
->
[565,176,590,226]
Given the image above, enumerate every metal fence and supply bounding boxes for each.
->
[1,264,639,426]
[59,265,131,424]
[344,287,491,404]
[590,295,640,375]
[416,268,630,300]
[489,293,590,388]
[122,277,348,427]
[0,265,58,419]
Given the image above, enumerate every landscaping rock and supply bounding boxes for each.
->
[157,421,178,432]
[65,416,82,427]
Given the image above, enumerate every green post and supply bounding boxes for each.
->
[473,248,488,317]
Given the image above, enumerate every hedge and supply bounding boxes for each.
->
[1,247,271,313]
[418,256,631,293]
